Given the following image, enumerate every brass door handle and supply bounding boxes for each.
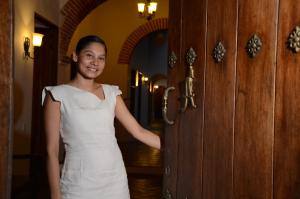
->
[181,48,197,112]
[162,86,175,125]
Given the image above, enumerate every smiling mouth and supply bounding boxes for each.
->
[87,67,97,72]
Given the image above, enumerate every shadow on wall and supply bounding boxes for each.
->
[14,81,24,124]
[13,81,31,175]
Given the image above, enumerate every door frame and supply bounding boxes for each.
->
[30,13,58,197]
[0,0,13,198]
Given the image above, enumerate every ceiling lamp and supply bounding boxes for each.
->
[137,0,158,20]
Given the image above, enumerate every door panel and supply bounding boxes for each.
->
[202,0,238,198]
[274,0,300,198]
[234,0,278,198]
[163,0,183,197]
[166,0,300,198]
[176,0,207,198]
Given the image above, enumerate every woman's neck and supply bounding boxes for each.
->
[70,75,99,91]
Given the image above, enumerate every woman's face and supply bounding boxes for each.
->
[73,42,106,80]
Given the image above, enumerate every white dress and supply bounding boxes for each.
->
[42,84,130,199]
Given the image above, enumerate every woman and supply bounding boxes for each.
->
[43,35,161,199]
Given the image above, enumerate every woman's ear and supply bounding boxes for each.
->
[72,52,78,62]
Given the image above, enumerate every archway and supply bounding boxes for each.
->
[118,18,168,64]
[60,0,168,65]
[60,0,106,63]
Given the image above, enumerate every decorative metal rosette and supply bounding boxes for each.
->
[288,26,300,53]
[186,48,197,66]
[213,41,226,63]
[246,34,262,58]
[168,51,177,68]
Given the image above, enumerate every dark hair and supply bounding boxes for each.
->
[75,35,107,55]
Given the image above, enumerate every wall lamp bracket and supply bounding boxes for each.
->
[24,37,34,60]
[23,33,44,60]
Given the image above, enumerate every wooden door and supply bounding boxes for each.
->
[164,0,300,198]
[0,0,13,198]
[163,0,207,197]
[175,0,207,198]
[162,0,182,197]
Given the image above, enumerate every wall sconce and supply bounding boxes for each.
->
[141,76,149,82]
[137,0,157,20]
[24,33,44,60]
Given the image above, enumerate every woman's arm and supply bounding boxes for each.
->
[43,93,61,199]
[115,95,161,150]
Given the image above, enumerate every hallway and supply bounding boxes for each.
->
[120,121,163,199]
[121,141,163,199]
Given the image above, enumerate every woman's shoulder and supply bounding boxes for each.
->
[44,84,66,90]
[102,83,117,88]
[42,84,68,105]
[43,84,71,95]
[43,84,72,99]
[103,84,121,91]
[102,84,122,97]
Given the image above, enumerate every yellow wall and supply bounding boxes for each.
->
[14,0,60,175]
[65,0,169,98]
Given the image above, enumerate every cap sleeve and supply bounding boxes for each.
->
[42,86,63,106]
[112,85,122,96]
[105,85,122,108]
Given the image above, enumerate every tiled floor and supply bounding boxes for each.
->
[119,121,163,199]
[128,175,162,199]
[120,141,163,199]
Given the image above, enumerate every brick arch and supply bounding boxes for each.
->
[60,0,107,63]
[118,18,168,64]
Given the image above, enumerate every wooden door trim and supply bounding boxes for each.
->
[0,0,13,198]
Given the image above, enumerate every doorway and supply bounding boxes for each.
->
[118,30,168,199]
[11,13,58,199]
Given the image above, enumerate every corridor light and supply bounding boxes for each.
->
[142,76,149,82]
